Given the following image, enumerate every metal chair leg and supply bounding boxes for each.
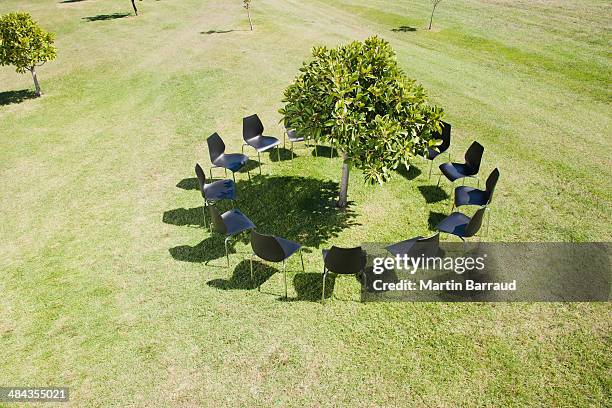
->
[486,207,491,237]
[232,171,236,184]
[321,270,326,304]
[277,146,281,162]
[224,236,231,267]
[283,260,287,299]
[299,248,305,273]
[291,142,295,158]
[315,142,318,157]
[203,201,208,229]
[249,254,254,283]
[258,151,262,175]
[429,160,433,179]
[436,173,442,187]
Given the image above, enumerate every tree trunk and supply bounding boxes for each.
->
[247,8,253,30]
[429,3,438,30]
[337,152,350,208]
[30,67,41,97]
[131,0,138,16]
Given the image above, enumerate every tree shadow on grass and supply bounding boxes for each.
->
[396,164,421,180]
[428,211,447,231]
[418,185,449,203]
[207,260,277,290]
[166,175,359,264]
[82,13,130,22]
[392,26,417,32]
[0,89,37,106]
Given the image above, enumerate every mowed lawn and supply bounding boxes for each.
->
[1,0,610,406]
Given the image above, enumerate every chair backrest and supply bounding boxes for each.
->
[286,129,297,139]
[434,121,451,154]
[465,207,487,237]
[324,246,366,275]
[250,230,285,262]
[207,133,225,163]
[464,141,484,173]
[485,168,500,204]
[208,205,227,234]
[194,163,206,197]
[243,114,264,141]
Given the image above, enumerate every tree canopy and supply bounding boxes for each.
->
[0,12,56,96]
[280,36,444,205]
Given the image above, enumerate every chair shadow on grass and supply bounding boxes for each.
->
[290,272,336,302]
[201,29,235,35]
[165,175,359,267]
[396,164,421,180]
[269,147,297,162]
[60,0,87,3]
[392,26,417,32]
[418,185,449,203]
[0,89,37,106]
[82,13,130,22]
[207,260,277,290]
[428,211,447,231]
[311,145,339,158]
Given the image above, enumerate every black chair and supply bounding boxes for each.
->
[283,128,305,157]
[209,205,255,267]
[436,207,486,242]
[426,121,451,179]
[386,233,440,258]
[207,133,249,183]
[454,168,499,208]
[437,141,484,187]
[321,246,367,304]
[249,230,304,298]
[453,168,499,237]
[242,114,281,172]
[195,163,236,229]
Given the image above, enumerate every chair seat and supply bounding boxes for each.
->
[286,130,305,143]
[437,212,471,237]
[454,186,488,207]
[245,135,280,152]
[439,162,476,182]
[213,153,248,172]
[276,236,301,259]
[203,179,235,201]
[386,237,422,256]
[222,209,255,236]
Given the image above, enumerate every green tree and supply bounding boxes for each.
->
[0,12,56,97]
[243,0,253,31]
[280,36,444,208]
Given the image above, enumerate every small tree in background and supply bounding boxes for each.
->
[429,0,443,30]
[280,36,444,208]
[0,12,57,97]
[243,0,253,31]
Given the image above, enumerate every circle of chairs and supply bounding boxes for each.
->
[196,115,500,303]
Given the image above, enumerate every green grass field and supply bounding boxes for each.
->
[1,0,610,406]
